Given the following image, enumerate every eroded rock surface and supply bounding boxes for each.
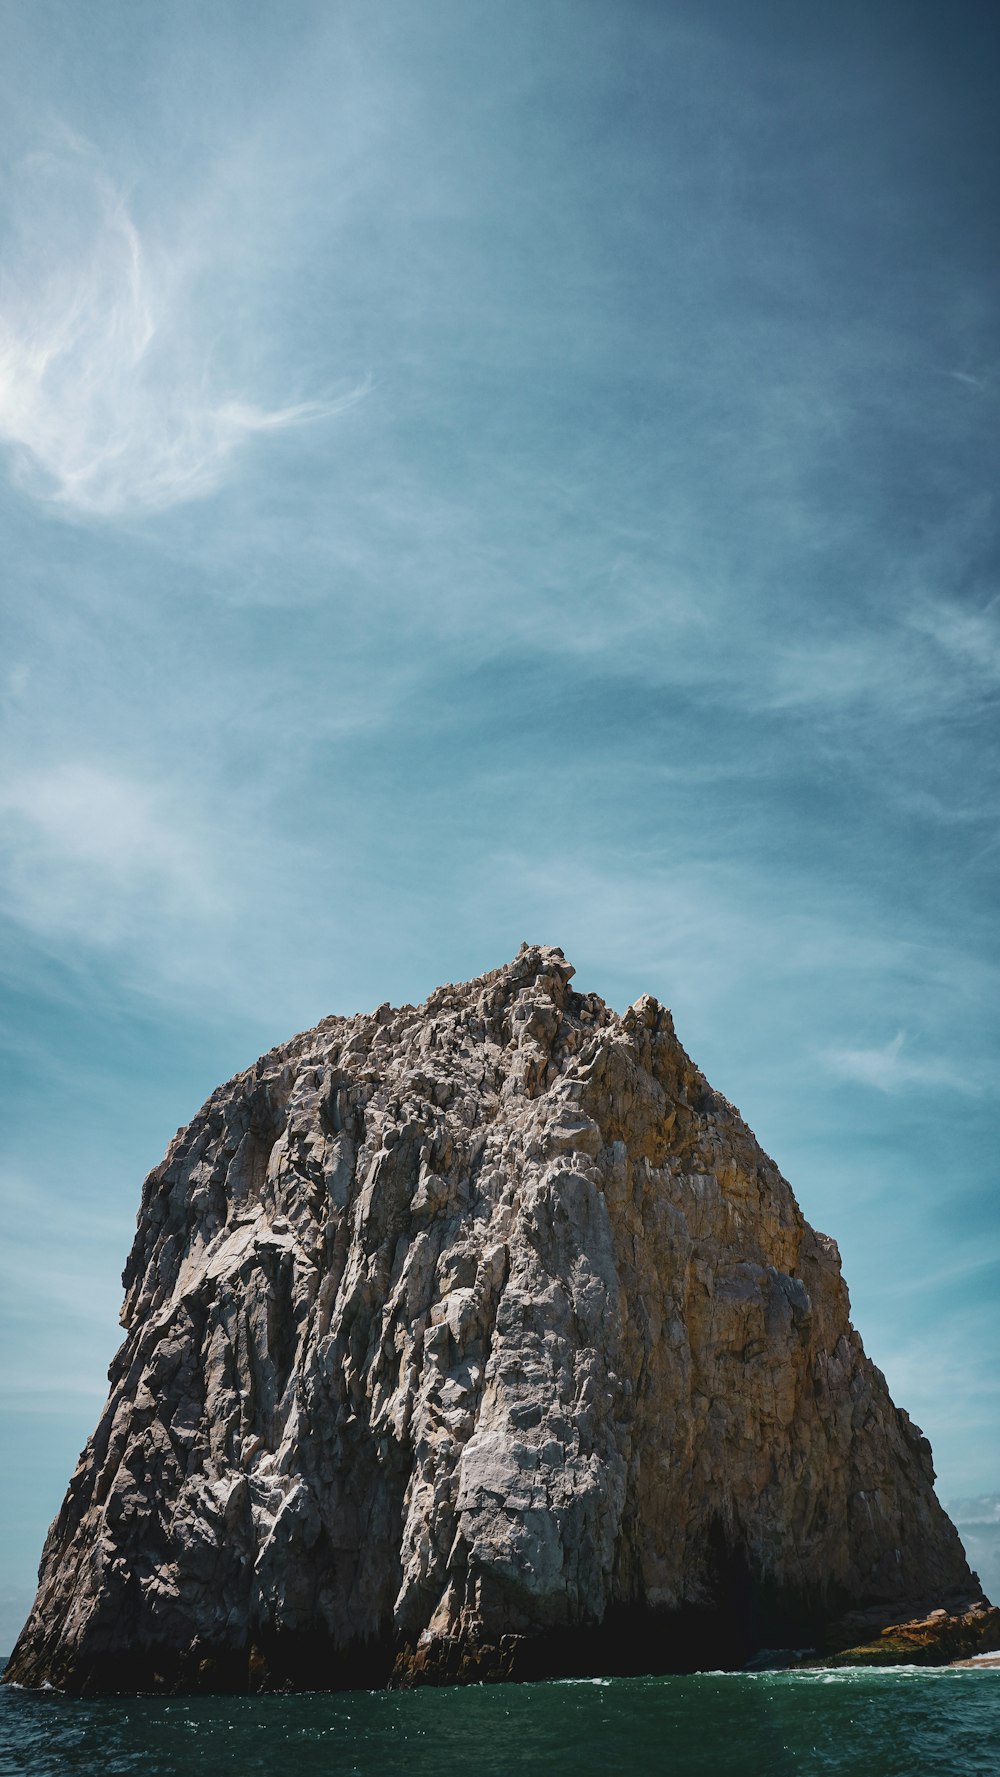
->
[6,946,989,1691]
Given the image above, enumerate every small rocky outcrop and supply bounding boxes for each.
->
[821,1600,1000,1668]
[5,947,992,1692]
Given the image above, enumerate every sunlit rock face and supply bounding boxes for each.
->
[6,946,985,1693]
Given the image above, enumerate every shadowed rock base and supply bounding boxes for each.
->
[4,1594,832,1695]
[10,1630,394,1699]
[16,1593,1000,1696]
[12,1529,853,1694]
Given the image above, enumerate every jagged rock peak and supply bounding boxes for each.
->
[6,946,991,1693]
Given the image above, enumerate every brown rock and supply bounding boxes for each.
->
[4,946,991,1692]
[819,1600,1000,1667]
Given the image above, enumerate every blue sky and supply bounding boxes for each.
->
[1,0,998,1643]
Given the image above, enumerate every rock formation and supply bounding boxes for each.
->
[6,946,992,1692]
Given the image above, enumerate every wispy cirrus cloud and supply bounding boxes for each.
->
[762,595,1000,724]
[0,1166,127,1350]
[952,1497,1000,1528]
[0,760,222,946]
[909,593,1000,686]
[822,1030,995,1096]
[948,1498,1000,1606]
[878,1301,1000,1496]
[0,1161,131,1649]
[0,751,368,1025]
[0,140,366,518]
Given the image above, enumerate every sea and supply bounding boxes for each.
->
[2,1665,1000,1777]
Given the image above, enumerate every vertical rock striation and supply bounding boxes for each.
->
[6,947,988,1692]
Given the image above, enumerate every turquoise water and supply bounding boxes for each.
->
[2,1668,999,1777]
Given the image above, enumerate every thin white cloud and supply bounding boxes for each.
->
[951,1497,1000,1528]
[947,370,989,392]
[822,1030,982,1096]
[0,141,366,517]
[951,1518,1000,1607]
[877,1304,1000,1497]
[0,751,360,1027]
[0,1165,128,1413]
[909,595,1000,687]
[877,1244,1000,1298]
[0,760,222,944]
[762,616,989,721]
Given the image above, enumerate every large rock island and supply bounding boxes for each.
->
[6,947,994,1692]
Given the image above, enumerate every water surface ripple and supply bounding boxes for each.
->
[3,1667,999,1776]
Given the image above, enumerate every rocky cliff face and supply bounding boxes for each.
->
[6,947,988,1692]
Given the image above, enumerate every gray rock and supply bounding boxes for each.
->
[4,946,987,1692]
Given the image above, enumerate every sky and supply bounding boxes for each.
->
[0,0,998,1647]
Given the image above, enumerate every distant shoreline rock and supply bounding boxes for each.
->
[5,946,995,1693]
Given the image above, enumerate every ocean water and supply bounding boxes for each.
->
[2,1667,999,1777]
